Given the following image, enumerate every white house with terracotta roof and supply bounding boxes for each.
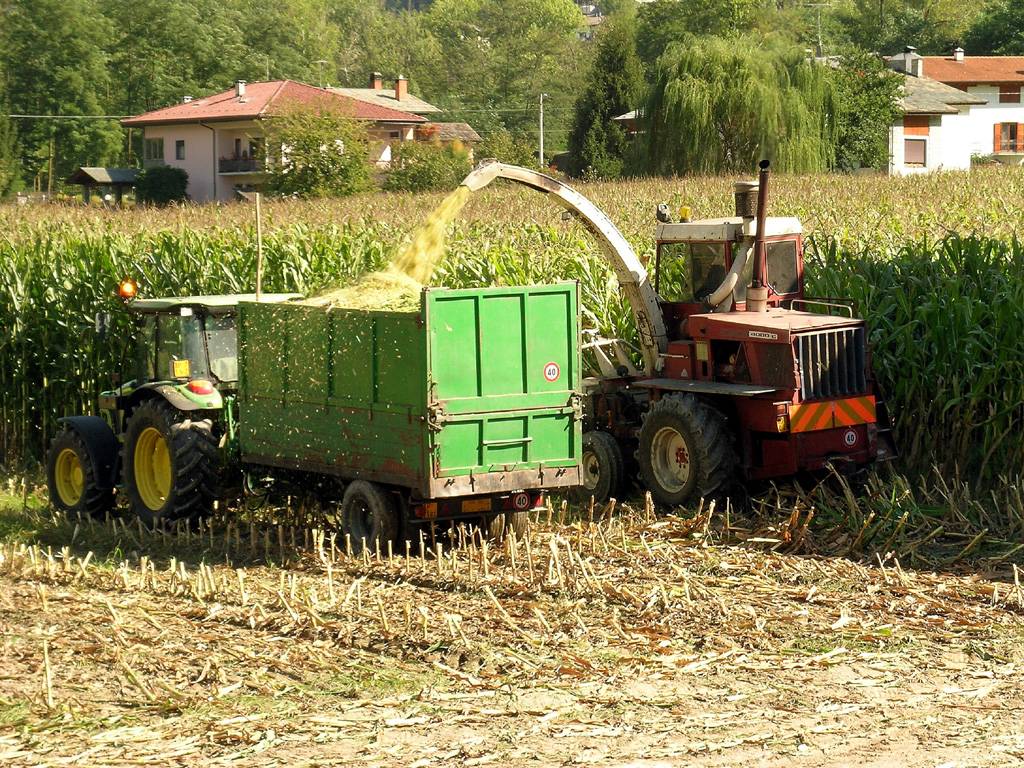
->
[886,47,1024,174]
[122,80,426,202]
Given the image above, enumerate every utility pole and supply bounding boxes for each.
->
[538,93,548,169]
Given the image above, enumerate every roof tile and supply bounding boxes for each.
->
[923,56,1024,85]
[122,80,425,126]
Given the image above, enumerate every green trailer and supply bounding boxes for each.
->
[236,282,582,541]
[45,280,582,548]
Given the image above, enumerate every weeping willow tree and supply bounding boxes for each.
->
[642,37,839,175]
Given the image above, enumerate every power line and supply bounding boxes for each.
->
[8,114,130,120]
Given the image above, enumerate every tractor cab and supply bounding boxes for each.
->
[99,292,300,422]
[653,214,804,342]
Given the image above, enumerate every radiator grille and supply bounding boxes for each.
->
[796,327,867,400]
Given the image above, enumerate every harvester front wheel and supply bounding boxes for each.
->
[571,430,624,505]
[638,395,734,509]
[46,429,115,518]
[123,399,220,527]
[340,481,399,555]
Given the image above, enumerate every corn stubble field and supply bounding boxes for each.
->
[3,169,1024,766]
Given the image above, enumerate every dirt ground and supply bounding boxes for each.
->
[2,499,1024,767]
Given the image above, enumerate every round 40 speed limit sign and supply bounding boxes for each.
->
[543,361,561,382]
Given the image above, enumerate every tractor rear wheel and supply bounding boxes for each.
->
[571,430,624,505]
[638,395,735,509]
[340,481,399,555]
[47,429,115,518]
[123,399,220,527]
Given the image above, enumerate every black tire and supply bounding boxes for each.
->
[505,510,529,540]
[571,430,624,505]
[340,480,399,555]
[484,514,506,542]
[483,510,529,542]
[638,394,735,509]
[46,429,115,518]
[123,398,220,527]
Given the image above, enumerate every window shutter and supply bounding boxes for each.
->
[994,123,1002,152]
[1018,124,1024,152]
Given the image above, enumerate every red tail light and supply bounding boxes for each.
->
[187,379,215,395]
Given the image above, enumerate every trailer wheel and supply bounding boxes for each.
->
[505,510,529,540]
[638,395,734,509]
[46,429,115,518]
[340,481,399,555]
[123,399,220,527]
[483,510,530,542]
[571,430,623,504]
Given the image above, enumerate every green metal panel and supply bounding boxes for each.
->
[237,282,581,498]
[427,284,578,414]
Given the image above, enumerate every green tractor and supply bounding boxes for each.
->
[46,290,298,524]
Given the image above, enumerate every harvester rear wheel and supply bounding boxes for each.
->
[340,481,399,555]
[638,395,734,510]
[123,399,220,527]
[46,429,115,518]
[571,430,624,505]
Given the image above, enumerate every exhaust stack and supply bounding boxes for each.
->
[747,159,770,313]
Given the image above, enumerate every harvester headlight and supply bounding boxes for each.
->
[776,414,789,433]
[117,277,138,302]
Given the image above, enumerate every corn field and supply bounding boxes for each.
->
[1,168,1023,493]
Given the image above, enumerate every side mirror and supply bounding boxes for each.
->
[95,311,111,339]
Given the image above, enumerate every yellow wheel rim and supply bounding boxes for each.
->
[54,448,84,507]
[134,427,172,511]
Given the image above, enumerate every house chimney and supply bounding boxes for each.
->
[395,75,408,102]
[370,71,383,90]
[236,80,247,98]
[954,46,965,63]
[901,46,924,77]
[182,95,193,103]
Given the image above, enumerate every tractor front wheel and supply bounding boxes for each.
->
[638,395,735,510]
[123,399,220,527]
[47,429,115,518]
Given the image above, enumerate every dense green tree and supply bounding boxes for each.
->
[0,65,20,196]
[475,128,537,166]
[567,14,645,178]
[965,0,1024,55]
[100,0,260,115]
[1,0,123,191]
[833,0,986,55]
[831,49,902,171]
[641,36,838,175]
[383,140,472,192]
[425,0,585,134]
[263,103,372,197]
[636,0,759,68]
[135,165,189,205]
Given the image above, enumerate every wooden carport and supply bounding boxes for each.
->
[66,167,140,206]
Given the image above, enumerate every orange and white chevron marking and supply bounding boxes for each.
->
[789,396,876,433]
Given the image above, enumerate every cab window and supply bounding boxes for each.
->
[767,239,800,295]
[656,242,727,302]
[154,312,208,380]
[204,315,238,382]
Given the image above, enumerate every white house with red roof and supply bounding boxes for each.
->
[887,47,1024,174]
[122,80,426,202]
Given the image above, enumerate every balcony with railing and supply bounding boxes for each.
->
[218,155,264,174]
